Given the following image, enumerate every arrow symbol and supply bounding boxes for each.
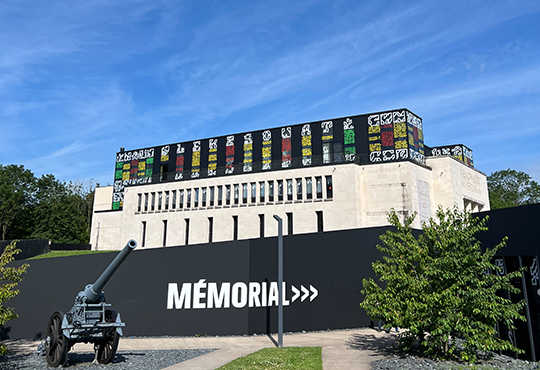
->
[291,285,300,303]
[301,285,309,302]
[310,285,318,301]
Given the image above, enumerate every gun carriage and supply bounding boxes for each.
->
[45,239,137,367]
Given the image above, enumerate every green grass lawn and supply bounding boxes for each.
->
[218,347,322,370]
[28,250,117,260]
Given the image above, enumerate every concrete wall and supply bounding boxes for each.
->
[91,159,489,250]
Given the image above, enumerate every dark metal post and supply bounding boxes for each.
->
[519,256,536,361]
[273,215,283,348]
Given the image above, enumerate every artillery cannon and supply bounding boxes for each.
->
[44,240,137,367]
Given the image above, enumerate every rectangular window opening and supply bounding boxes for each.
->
[194,188,199,208]
[208,217,213,243]
[144,193,149,212]
[251,182,256,203]
[137,194,142,212]
[306,178,313,200]
[316,211,323,232]
[287,179,293,201]
[218,185,223,206]
[287,212,293,235]
[179,190,184,209]
[259,182,265,203]
[259,214,265,238]
[226,185,231,205]
[171,190,177,210]
[165,191,170,210]
[185,219,190,245]
[242,183,248,204]
[234,184,239,205]
[268,181,274,202]
[187,189,192,208]
[162,220,168,247]
[210,187,215,207]
[316,177,323,199]
[202,187,207,207]
[278,180,283,201]
[326,175,333,199]
[141,221,147,248]
[233,215,238,240]
[151,192,156,211]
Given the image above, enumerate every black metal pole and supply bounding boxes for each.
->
[273,215,283,348]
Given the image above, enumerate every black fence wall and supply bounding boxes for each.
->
[6,227,386,341]
[0,240,50,261]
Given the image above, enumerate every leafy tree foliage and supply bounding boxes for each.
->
[0,241,29,354]
[0,165,95,244]
[361,207,525,363]
[488,169,540,210]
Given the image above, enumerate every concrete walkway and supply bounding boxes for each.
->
[6,328,398,369]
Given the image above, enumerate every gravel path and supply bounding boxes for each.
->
[372,353,539,370]
[0,349,216,370]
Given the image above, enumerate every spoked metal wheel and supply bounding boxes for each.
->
[46,311,69,367]
[96,310,120,364]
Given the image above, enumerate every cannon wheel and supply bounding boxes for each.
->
[45,311,69,367]
[96,310,120,364]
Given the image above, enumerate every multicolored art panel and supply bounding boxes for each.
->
[113,148,155,210]
[301,124,312,166]
[191,141,201,178]
[225,136,235,174]
[262,130,272,170]
[243,133,253,172]
[207,139,218,176]
[175,144,185,180]
[343,118,356,162]
[281,127,291,168]
[430,145,474,168]
[112,109,474,210]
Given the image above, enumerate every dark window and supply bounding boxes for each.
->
[144,193,149,211]
[326,175,333,199]
[179,190,184,209]
[187,189,191,208]
[316,177,323,199]
[202,188,207,207]
[160,163,169,181]
[323,143,332,164]
[185,219,190,245]
[259,214,264,238]
[306,178,312,199]
[141,221,147,248]
[234,184,239,205]
[296,179,302,200]
[226,185,231,205]
[208,217,213,243]
[278,180,283,201]
[287,212,293,235]
[218,185,223,206]
[233,215,238,240]
[210,187,215,207]
[242,183,248,204]
[251,183,256,203]
[194,188,199,208]
[151,193,156,211]
[333,142,343,163]
[287,179,293,201]
[171,190,176,210]
[268,181,274,202]
[165,191,170,210]
[137,194,142,212]
[316,211,323,232]
[162,220,167,247]
[259,182,265,203]
[158,192,162,211]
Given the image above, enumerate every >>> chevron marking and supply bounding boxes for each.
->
[301,285,309,302]
[291,285,300,303]
[310,285,318,301]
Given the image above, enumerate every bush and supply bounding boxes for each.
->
[0,241,29,354]
[361,207,525,363]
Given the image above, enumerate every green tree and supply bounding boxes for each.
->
[0,241,29,354]
[361,206,525,363]
[488,169,540,210]
[31,176,95,244]
[0,165,36,240]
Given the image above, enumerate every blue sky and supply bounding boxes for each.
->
[1,0,539,185]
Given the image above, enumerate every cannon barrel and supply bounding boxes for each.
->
[83,239,137,303]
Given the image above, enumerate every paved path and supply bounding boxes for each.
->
[6,328,398,369]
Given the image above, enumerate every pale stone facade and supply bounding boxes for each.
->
[90,155,489,250]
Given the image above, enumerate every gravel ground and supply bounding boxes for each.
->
[0,349,216,370]
[372,353,539,370]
